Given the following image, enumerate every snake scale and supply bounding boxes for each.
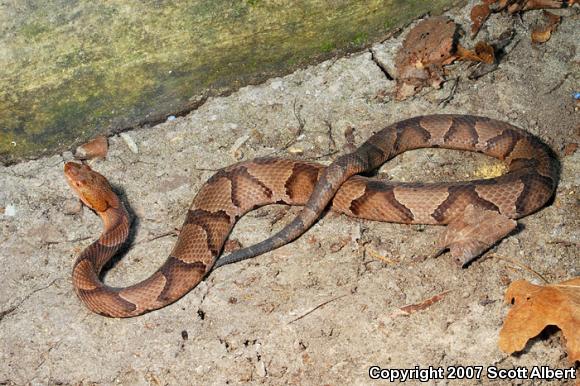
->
[64,114,557,317]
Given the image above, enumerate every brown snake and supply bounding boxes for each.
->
[64,114,557,317]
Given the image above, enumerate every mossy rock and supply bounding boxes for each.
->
[0,0,461,164]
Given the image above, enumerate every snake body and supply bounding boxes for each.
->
[64,115,557,317]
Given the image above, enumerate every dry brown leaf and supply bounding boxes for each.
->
[470,3,492,37]
[396,290,451,316]
[74,135,108,160]
[456,42,496,64]
[499,277,580,363]
[437,204,517,266]
[505,0,564,13]
[531,28,551,43]
[563,143,578,156]
[394,17,457,100]
[470,0,567,33]
[223,239,243,254]
[531,11,562,44]
[522,0,564,11]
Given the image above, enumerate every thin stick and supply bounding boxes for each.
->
[491,254,549,284]
[288,294,348,324]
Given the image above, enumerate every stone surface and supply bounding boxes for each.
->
[0,2,578,384]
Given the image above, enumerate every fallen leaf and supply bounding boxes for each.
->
[470,3,492,37]
[436,204,517,266]
[74,135,108,160]
[563,143,578,156]
[499,277,580,363]
[329,237,350,253]
[395,290,451,316]
[469,0,567,35]
[531,11,562,44]
[504,0,565,13]
[223,239,243,254]
[456,42,496,64]
[394,17,457,100]
[521,0,564,11]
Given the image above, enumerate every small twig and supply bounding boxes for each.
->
[45,236,91,245]
[323,119,337,151]
[135,230,178,245]
[365,247,399,265]
[324,57,340,71]
[288,294,347,324]
[0,279,58,322]
[546,238,577,247]
[491,254,549,284]
[437,78,459,107]
[194,167,219,172]
[307,149,340,161]
[544,72,570,95]
[276,98,306,153]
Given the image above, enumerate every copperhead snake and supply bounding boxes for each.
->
[64,114,558,317]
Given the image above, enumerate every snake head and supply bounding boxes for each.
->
[64,162,118,213]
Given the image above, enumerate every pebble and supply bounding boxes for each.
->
[3,204,16,216]
[63,199,82,215]
[120,133,139,154]
[287,147,303,155]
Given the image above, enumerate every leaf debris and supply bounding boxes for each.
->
[394,290,452,316]
[74,135,108,160]
[499,277,580,363]
[531,11,562,44]
[394,17,457,100]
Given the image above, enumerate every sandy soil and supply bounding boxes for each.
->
[1,2,578,385]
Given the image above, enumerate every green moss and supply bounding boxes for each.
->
[320,41,336,53]
[19,22,49,40]
[352,31,368,46]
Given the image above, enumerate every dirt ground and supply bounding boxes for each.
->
[1,2,578,385]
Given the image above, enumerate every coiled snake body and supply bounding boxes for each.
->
[64,115,557,317]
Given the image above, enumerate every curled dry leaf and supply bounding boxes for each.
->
[74,135,108,160]
[436,204,517,266]
[394,17,457,100]
[499,277,580,363]
[507,0,563,13]
[470,0,567,34]
[520,0,565,11]
[531,11,562,44]
[456,42,496,64]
